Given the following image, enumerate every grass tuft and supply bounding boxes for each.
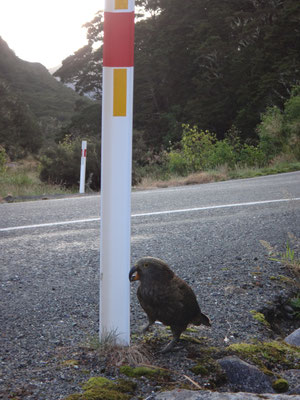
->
[0,158,75,199]
[85,332,152,367]
[261,234,300,285]
[134,160,300,191]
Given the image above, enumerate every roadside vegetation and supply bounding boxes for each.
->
[0,155,74,200]
[1,84,300,199]
[7,87,300,197]
[1,0,300,197]
[134,84,300,187]
[36,83,300,191]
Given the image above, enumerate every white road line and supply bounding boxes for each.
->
[0,218,100,232]
[0,197,299,233]
[132,197,300,217]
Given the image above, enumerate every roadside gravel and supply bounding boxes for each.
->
[1,192,300,399]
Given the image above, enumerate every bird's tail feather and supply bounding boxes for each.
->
[193,312,211,327]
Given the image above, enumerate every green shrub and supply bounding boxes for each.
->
[205,139,236,169]
[0,146,7,173]
[181,124,216,171]
[256,86,300,162]
[180,125,237,171]
[167,150,188,175]
[225,125,242,151]
[238,144,266,167]
[40,136,101,190]
[284,86,300,126]
[284,86,300,159]
[257,106,284,161]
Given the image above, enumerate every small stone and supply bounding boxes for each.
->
[217,355,274,393]
[60,374,72,381]
[283,305,294,313]
[17,334,25,339]
[284,328,300,346]
[286,313,294,320]
[224,285,245,296]
[272,378,289,393]
[4,194,14,202]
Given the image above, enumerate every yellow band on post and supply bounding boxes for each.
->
[115,0,128,9]
[113,69,127,117]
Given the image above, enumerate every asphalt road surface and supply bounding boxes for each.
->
[1,171,300,398]
[1,170,300,230]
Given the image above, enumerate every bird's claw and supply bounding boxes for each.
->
[160,339,182,353]
[141,323,153,333]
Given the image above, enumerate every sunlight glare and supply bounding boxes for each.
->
[0,0,104,68]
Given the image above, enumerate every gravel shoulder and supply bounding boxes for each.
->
[1,178,300,399]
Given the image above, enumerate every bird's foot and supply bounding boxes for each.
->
[141,323,153,333]
[160,339,182,353]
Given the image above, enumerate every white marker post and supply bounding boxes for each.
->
[99,0,135,345]
[79,140,87,194]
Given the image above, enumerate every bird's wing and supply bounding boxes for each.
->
[137,285,161,322]
[172,276,203,322]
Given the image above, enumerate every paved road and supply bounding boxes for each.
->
[1,171,300,303]
[1,172,300,399]
[1,171,300,231]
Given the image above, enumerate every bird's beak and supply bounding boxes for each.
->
[129,266,140,282]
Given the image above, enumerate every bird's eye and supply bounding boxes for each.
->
[144,263,149,268]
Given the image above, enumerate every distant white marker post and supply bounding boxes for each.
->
[79,140,87,194]
[99,0,135,345]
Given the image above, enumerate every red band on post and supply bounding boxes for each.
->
[103,12,134,67]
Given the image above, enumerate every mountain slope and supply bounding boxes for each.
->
[0,37,90,123]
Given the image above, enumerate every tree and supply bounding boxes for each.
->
[54,0,300,149]
[0,79,42,159]
[55,100,101,143]
[54,11,104,99]
[54,45,102,99]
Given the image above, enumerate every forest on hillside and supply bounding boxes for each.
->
[1,0,300,190]
[55,0,300,142]
[0,36,93,159]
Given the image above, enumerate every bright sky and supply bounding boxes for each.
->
[0,0,103,69]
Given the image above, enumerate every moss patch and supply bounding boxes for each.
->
[189,354,227,389]
[185,327,200,333]
[61,359,79,367]
[64,395,82,400]
[190,363,209,376]
[119,365,169,379]
[250,310,271,328]
[226,341,300,372]
[64,393,82,400]
[141,329,171,346]
[180,334,207,344]
[272,378,289,393]
[82,377,114,391]
[63,376,136,400]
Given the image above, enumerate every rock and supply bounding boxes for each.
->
[4,194,14,202]
[217,356,274,393]
[272,378,289,393]
[283,305,294,314]
[224,285,245,296]
[150,389,300,399]
[284,328,300,346]
[281,369,300,394]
